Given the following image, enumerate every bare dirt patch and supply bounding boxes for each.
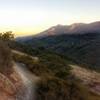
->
[70,64,100,95]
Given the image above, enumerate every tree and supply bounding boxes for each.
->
[0,33,2,39]
[1,31,14,41]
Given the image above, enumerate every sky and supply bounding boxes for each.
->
[0,0,100,37]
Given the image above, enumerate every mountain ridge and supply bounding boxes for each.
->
[16,21,100,42]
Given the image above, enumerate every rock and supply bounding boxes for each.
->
[0,73,16,95]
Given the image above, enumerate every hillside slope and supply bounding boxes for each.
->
[12,48,100,100]
[70,64,100,95]
[15,22,100,71]
[0,41,38,100]
[21,33,100,71]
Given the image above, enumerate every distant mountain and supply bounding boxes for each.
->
[16,21,100,42]
[31,21,100,38]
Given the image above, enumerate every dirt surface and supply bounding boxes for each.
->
[70,64,100,95]
[0,91,15,100]
[0,62,38,100]
[0,67,22,100]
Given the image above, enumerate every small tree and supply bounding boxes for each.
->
[1,31,14,41]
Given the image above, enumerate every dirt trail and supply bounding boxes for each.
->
[0,62,39,100]
[14,63,39,100]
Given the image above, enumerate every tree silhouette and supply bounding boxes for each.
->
[2,31,14,40]
[0,31,14,41]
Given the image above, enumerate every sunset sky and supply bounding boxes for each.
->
[0,0,100,37]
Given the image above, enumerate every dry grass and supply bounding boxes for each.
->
[70,64,100,99]
[0,40,13,75]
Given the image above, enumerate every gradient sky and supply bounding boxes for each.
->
[0,0,100,36]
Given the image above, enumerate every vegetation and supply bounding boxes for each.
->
[0,40,13,75]
[0,31,99,100]
[22,33,100,71]
[12,46,100,100]
[0,31,14,41]
[0,31,14,75]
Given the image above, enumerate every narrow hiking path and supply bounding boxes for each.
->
[11,50,39,99]
[13,63,39,100]
[0,62,39,100]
